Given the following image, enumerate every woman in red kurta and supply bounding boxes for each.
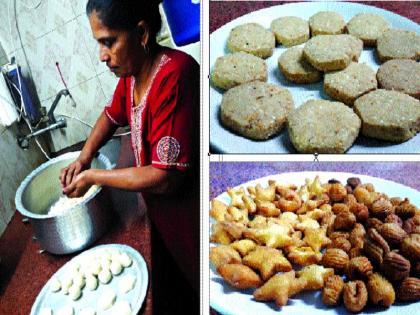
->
[60,0,199,293]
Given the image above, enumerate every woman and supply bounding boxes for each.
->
[60,0,199,295]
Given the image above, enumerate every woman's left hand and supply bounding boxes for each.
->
[62,170,93,198]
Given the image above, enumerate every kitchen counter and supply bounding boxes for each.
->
[210,1,420,33]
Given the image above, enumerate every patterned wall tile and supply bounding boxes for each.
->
[70,0,88,17]
[97,70,119,104]
[0,123,46,236]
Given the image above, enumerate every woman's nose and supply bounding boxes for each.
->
[99,47,110,62]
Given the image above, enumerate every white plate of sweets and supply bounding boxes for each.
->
[209,2,420,154]
[31,244,148,315]
[210,171,420,314]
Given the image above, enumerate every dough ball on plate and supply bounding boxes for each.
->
[112,300,132,315]
[57,305,74,315]
[110,260,123,275]
[211,52,267,90]
[119,252,133,268]
[118,274,137,294]
[50,278,61,293]
[227,23,275,58]
[61,276,73,295]
[68,285,82,301]
[287,99,361,153]
[72,271,85,289]
[346,13,389,46]
[309,11,346,36]
[97,288,117,310]
[98,268,112,284]
[85,274,99,291]
[220,81,294,140]
[271,16,309,46]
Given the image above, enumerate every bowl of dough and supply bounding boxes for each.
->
[15,151,113,254]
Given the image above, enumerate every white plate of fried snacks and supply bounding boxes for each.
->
[210,172,420,314]
[210,2,420,154]
[31,244,148,315]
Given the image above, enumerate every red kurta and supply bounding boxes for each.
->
[104,47,199,291]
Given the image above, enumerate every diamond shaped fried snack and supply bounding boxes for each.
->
[224,206,249,224]
[303,227,331,252]
[297,264,335,290]
[243,246,292,280]
[227,187,247,208]
[217,263,262,289]
[244,222,294,248]
[210,245,241,269]
[230,239,258,257]
[255,183,276,201]
[253,271,307,307]
[210,222,234,244]
[287,246,323,266]
[256,200,281,217]
[210,199,229,221]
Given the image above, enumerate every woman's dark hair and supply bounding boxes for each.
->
[86,0,162,38]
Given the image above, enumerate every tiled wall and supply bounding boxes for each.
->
[0,0,118,235]
[0,0,119,152]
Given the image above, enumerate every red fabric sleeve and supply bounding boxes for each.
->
[149,61,198,171]
[104,77,128,126]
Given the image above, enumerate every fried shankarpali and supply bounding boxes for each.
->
[296,264,335,290]
[303,227,331,252]
[210,245,241,269]
[210,199,228,221]
[254,271,307,307]
[244,222,294,249]
[217,263,262,289]
[243,246,292,280]
[287,246,323,266]
[230,239,257,257]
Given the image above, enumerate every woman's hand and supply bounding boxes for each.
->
[60,158,91,188]
[62,170,94,198]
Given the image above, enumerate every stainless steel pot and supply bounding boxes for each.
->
[15,152,113,254]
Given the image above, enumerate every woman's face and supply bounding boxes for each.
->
[89,10,143,77]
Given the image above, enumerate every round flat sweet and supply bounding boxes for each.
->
[346,13,389,46]
[354,89,420,142]
[271,16,309,46]
[309,11,346,36]
[377,29,420,62]
[377,59,420,99]
[324,62,377,106]
[221,81,294,140]
[211,52,267,90]
[303,35,363,71]
[227,23,275,58]
[287,100,361,153]
[278,47,322,84]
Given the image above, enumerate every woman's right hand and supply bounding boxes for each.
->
[60,158,91,188]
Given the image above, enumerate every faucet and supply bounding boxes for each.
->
[17,89,70,149]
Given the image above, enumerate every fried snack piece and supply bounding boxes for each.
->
[210,222,234,244]
[217,263,262,289]
[255,200,281,217]
[218,221,246,240]
[287,246,322,266]
[210,245,241,269]
[296,264,334,290]
[343,280,368,312]
[322,248,349,273]
[255,183,276,201]
[303,227,331,252]
[296,217,320,231]
[244,223,294,249]
[254,271,307,307]
[210,199,228,221]
[224,206,249,224]
[367,273,395,307]
[247,215,268,229]
[346,256,373,280]
[322,275,344,306]
[243,246,292,280]
[227,187,247,209]
[230,239,257,257]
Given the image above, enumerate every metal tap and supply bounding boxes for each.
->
[17,89,70,149]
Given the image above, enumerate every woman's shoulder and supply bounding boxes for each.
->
[161,47,199,74]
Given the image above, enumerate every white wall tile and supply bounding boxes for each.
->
[97,70,118,103]
[70,0,88,17]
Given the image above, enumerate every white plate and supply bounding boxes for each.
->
[31,244,148,315]
[210,171,420,315]
[210,2,420,153]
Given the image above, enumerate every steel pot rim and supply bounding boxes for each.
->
[15,151,111,220]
